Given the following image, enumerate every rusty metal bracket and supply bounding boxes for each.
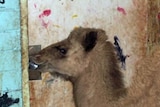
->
[29,45,42,80]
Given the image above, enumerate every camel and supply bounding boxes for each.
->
[29,27,160,107]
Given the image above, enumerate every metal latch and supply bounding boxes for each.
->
[28,45,42,80]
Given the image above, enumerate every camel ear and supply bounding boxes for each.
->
[82,31,98,52]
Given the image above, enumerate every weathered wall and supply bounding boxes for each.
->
[28,0,160,107]
[147,0,160,54]
[0,0,22,107]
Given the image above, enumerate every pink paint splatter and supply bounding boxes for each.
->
[41,20,49,28]
[117,7,126,15]
[39,9,51,18]
[34,4,37,8]
[158,13,160,20]
[39,9,51,28]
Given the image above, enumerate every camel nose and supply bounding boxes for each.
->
[29,60,39,70]
[28,56,42,81]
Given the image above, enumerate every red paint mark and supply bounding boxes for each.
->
[117,7,126,15]
[34,4,37,8]
[41,19,49,28]
[39,9,51,28]
[158,13,160,20]
[39,9,51,18]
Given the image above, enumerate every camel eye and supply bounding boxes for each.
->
[55,46,67,55]
[59,48,67,54]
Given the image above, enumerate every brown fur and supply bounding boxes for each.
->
[30,27,160,107]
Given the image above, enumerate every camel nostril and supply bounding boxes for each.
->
[35,54,41,60]
[29,54,46,66]
[30,54,42,63]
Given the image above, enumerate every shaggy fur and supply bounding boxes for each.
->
[30,27,160,107]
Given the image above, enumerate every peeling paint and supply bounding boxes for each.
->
[0,92,19,107]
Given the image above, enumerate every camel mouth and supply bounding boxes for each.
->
[29,58,46,70]
[29,61,39,70]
